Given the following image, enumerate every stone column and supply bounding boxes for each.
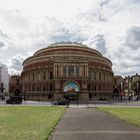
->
[83,66,85,76]
[74,66,76,76]
[79,66,82,76]
[55,65,57,77]
[86,65,88,77]
[54,65,57,77]
[66,66,68,76]
[58,65,60,76]
[61,65,63,76]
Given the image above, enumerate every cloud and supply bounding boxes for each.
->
[0,30,9,38]
[100,0,110,7]
[123,25,140,50]
[109,25,140,76]
[0,6,29,31]
[0,41,5,47]
[83,34,106,55]
[0,0,140,76]
[0,30,12,51]
[6,54,27,75]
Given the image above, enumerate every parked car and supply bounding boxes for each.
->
[53,98,69,105]
[6,95,22,104]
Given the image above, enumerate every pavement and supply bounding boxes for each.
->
[0,100,52,106]
[49,108,140,140]
[69,100,140,107]
[0,100,140,107]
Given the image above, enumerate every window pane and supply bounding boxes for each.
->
[76,66,79,76]
[63,66,66,76]
[68,66,74,76]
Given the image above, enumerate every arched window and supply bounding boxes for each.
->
[50,84,52,91]
[94,85,96,91]
[37,84,40,91]
[63,66,66,76]
[100,85,102,91]
[38,72,41,80]
[50,72,53,79]
[93,71,96,80]
[88,84,90,91]
[43,84,46,91]
[29,73,30,81]
[76,66,79,76]
[64,81,80,92]
[68,66,74,76]
[32,84,35,91]
[32,73,35,81]
[104,73,105,81]
[99,73,101,81]
[43,72,47,80]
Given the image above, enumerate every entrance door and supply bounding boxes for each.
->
[63,81,80,101]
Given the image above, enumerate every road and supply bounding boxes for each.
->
[0,100,140,107]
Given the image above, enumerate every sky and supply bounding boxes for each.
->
[0,0,140,76]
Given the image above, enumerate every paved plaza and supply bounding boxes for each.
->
[49,108,140,140]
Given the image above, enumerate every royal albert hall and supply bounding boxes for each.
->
[21,42,114,101]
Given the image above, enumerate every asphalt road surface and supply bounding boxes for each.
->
[49,108,140,140]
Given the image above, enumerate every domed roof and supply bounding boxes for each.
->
[33,41,102,57]
[23,41,112,68]
[48,41,88,48]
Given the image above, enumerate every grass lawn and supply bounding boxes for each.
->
[98,107,140,127]
[0,106,65,140]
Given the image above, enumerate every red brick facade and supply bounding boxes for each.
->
[21,42,114,101]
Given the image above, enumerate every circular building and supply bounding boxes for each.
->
[21,42,113,101]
